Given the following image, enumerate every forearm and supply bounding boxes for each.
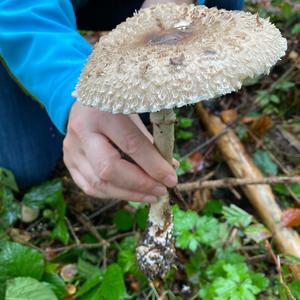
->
[0,0,91,134]
[142,0,193,9]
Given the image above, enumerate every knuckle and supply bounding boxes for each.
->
[123,133,143,155]
[68,118,86,138]
[81,185,94,197]
[137,177,153,191]
[91,178,106,191]
[151,168,166,182]
[96,160,114,181]
[62,138,72,154]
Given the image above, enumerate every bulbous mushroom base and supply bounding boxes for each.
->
[136,195,176,280]
[136,220,175,280]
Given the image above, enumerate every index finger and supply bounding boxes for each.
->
[97,113,177,187]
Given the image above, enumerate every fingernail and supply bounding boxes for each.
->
[164,175,177,187]
[153,186,168,196]
[143,195,158,203]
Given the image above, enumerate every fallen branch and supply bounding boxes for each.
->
[195,102,300,279]
[176,176,300,192]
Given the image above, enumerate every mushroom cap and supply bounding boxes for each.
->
[73,3,287,114]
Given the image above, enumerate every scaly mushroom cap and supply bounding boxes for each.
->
[73,3,287,113]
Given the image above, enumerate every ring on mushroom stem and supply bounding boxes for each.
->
[73,3,286,279]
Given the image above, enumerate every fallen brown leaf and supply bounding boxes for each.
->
[281,208,300,228]
[220,109,237,124]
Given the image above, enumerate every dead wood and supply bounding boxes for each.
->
[176,176,300,191]
[195,102,300,279]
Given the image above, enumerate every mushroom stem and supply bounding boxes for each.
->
[136,108,176,279]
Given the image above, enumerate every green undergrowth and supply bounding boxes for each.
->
[1,168,300,299]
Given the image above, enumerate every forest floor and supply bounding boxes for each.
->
[0,1,300,300]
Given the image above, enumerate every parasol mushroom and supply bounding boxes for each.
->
[73,3,287,279]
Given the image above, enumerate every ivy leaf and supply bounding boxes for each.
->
[203,199,224,216]
[113,210,133,232]
[0,241,44,283]
[5,277,57,300]
[135,207,148,230]
[51,219,69,245]
[42,272,67,299]
[22,179,69,244]
[252,150,278,176]
[0,168,18,192]
[289,280,300,299]
[0,241,44,299]
[85,264,126,300]
[0,188,20,228]
[274,183,300,198]
[77,258,102,279]
[76,274,102,298]
[292,23,300,34]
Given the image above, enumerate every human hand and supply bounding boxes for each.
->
[63,102,178,202]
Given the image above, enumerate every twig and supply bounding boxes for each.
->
[88,200,120,220]
[176,176,300,192]
[265,241,297,300]
[74,212,109,247]
[180,128,229,161]
[107,231,135,243]
[65,217,80,245]
[51,242,103,253]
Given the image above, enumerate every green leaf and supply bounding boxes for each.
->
[289,280,300,299]
[292,23,300,34]
[280,254,300,265]
[274,80,295,91]
[270,94,280,104]
[0,168,18,192]
[235,125,247,140]
[176,130,193,140]
[51,219,69,245]
[80,264,126,300]
[5,277,57,300]
[222,204,253,228]
[174,153,192,176]
[274,183,300,198]
[178,117,193,128]
[173,205,226,251]
[244,224,271,243]
[203,200,224,216]
[0,241,44,284]
[23,179,69,244]
[252,150,278,176]
[0,188,20,228]
[98,264,126,300]
[42,272,67,299]
[77,258,102,279]
[250,272,269,291]
[76,274,102,298]
[135,207,148,230]
[113,210,133,232]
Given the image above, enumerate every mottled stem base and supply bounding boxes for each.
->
[136,109,176,279]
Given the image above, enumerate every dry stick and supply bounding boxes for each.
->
[74,213,108,247]
[195,102,300,279]
[65,217,80,245]
[176,176,300,192]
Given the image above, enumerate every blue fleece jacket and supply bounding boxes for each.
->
[0,0,205,134]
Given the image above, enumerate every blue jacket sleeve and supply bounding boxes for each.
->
[0,0,92,134]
